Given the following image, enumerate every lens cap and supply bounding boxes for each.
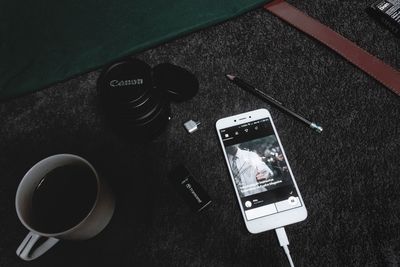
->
[153,63,199,102]
[97,57,171,139]
[97,58,153,104]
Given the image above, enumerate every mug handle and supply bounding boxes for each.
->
[16,232,59,261]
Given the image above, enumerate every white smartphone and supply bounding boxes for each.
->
[216,108,307,234]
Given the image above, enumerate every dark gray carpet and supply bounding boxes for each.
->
[1,0,399,266]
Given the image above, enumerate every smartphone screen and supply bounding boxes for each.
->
[219,117,303,221]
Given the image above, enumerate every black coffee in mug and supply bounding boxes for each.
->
[31,164,98,233]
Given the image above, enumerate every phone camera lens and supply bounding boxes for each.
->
[234,120,236,122]
[249,116,251,118]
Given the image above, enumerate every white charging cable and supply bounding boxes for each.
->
[275,227,295,267]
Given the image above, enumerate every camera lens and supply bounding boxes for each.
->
[97,58,171,138]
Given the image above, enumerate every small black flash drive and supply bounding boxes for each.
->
[168,165,212,212]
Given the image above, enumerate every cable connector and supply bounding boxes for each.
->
[275,227,295,267]
[183,120,201,134]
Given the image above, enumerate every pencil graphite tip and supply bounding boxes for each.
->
[226,74,236,80]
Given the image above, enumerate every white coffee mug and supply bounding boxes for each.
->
[15,154,115,261]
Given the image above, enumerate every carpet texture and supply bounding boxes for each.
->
[0,0,400,266]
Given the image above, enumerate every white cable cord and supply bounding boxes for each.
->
[275,227,295,267]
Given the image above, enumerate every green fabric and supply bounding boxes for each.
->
[0,0,268,100]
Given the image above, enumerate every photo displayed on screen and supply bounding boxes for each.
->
[220,118,302,221]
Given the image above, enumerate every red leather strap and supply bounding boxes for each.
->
[264,0,400,96]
